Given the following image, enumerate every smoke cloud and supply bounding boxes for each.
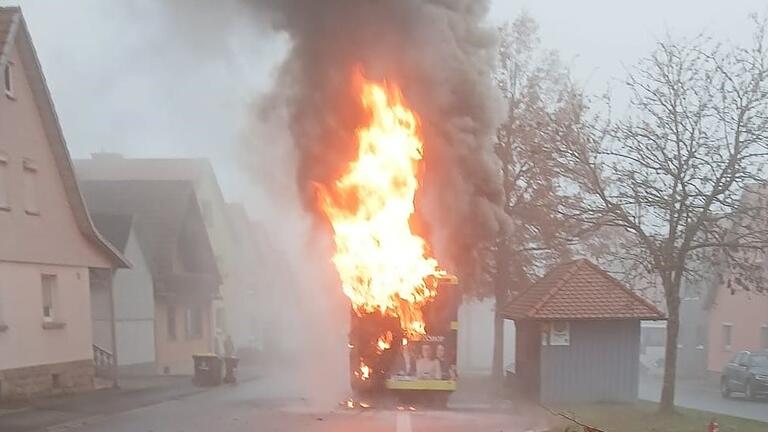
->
[147,0,508,408]
[252,0,507,277]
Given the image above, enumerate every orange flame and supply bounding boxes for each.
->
[376,331,393,352]
[318,70,444,338]
[355,360,371,381]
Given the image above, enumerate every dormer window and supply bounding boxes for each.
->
[3,61,13,99]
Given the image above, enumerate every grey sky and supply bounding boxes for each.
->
[2,0,765,221]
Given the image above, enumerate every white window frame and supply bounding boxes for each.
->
[41,274,57,322]
[22,159,39,215]
[722,323,733,352]
[3,61,14,99]
[0,152,9,211]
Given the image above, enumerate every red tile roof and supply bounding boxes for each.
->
[502,259,665,320]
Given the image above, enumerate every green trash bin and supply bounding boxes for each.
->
[192,354,222,386]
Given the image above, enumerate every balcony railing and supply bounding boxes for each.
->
[93,343,115,379]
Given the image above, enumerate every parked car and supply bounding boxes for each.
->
[720,351,768,400]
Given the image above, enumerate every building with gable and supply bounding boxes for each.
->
[0,7,128,398]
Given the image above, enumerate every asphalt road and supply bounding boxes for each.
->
[639,374,768,422]
[43,377,552,432]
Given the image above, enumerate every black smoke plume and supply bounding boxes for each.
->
[253,0,507,277]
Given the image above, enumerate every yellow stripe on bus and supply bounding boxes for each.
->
[385,379,457,391]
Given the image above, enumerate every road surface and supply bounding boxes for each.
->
[36,377,551,432]
[639,374,768,422]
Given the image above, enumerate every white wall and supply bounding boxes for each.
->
[457,298,516,376]
[112,231,156,366]
[0,262,93,370]
[90,284,112,349]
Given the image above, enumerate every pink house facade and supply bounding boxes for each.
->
[706,285,768,373]
[0,8,127,398]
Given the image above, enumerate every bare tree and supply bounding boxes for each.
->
[556,15,768,413]
[487,13,584,380]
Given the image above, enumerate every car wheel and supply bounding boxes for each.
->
[745,380,755,400]
[721,378,732,398]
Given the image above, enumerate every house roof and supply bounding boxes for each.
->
[75,154,241,247]
[502,259,666,321]
[75,154,211,183]
[79,180,220,284]
[91,213,135,253]
[0,8,128,268]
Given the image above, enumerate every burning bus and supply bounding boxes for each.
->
[316,71,460,404]
[348,274,459,403]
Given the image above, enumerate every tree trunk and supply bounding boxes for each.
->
[659,292,681,414]
[492,309,505,380]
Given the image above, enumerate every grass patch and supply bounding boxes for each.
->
[547,400,767,432]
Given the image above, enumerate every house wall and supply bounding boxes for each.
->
[91,230,156,368]
[154,300,212,375]
[457,298,515,375]
[0,262,94,398]
[192,170,253,351]
[0,38,111,269]
[707,285,768,373]
[90,270,112,351]
[678,294,709,378]
[539,320,640,404]
[225,218,261,353]
[112,231,155,367]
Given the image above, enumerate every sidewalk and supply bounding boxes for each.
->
[0,366,260,432]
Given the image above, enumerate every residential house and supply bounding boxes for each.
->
[225,203,266,354]
[707,281,768,372]
[89,213,156,375]
[678,272,768,378]
[78,180,221,374]
[75,155,248,352]
[0,7,127,398]
[677,198,768,379]
[248,221,295,358]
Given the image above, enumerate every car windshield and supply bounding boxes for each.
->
[750,354,768,367]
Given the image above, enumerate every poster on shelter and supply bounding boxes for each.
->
[385,284,458,390]
[549,321,570,346]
